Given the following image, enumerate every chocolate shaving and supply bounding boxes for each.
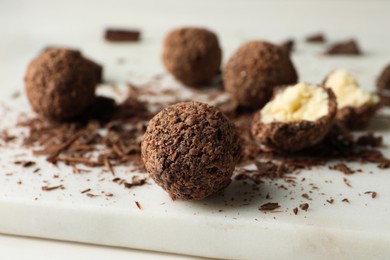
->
[364,191,377,199]
[103,157,115,176]
[135,201,142,210]
[41,185,64,191]
[259,202,280,211]
[81,188,91,194]
[342,198,350,203]
[14,160,36,167]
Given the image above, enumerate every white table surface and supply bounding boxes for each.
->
[1,0,389,259]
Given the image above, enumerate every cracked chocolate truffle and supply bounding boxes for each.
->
[377,64,390,106]
[323,69,380,129]
[24,48,102,121]
[141,101,241,200]
[224,41,298,110]
[251,83,337,152]
[162,27,222,87]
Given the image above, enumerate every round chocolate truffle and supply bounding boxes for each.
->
[377,64,390,90]
[24,48,102,121]
[224,41,298,110]
[162,27,222,87]
[141,101,241,200]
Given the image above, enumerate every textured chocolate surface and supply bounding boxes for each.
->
[251,86,337,152]
[224,41,298,110]
[162,27,222,87]
[336,103,381,130]
[141,101,241,200]
[377,64,390,90]
[24,48,102,121]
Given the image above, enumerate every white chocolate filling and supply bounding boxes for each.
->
[261,83,329,123]
[324,69,379,109]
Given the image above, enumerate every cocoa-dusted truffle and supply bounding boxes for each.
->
[323,69,380,129]
[377,64,390,106]
[224,41,298,110]
[141,101,240,200]
[377,64,390,90]
[162,27,222,87]
[251,83,337,152]
[24,48,102,121]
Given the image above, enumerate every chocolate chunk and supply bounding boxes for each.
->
[305,33,326,43]
[105,29,141,42]
[324,39,362,55]
[259,202,280,211]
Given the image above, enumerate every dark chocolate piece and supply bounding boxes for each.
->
[105,29,141,42]
[324,39,361,55]
[305,33,326,43]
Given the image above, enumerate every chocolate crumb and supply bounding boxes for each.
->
[326,198,334,204]
[105,28,141,42]
[293,207,298,215]
[14,160,36,167]
[343,178,352,188]
[124,177,148,189]
[329,163,355,174]
[357,133,383,147]
[135,201,142,210]
[324,39,361,55]
[259,202,280,211]
[364,191,377,199]
[299,203,309,211]
[302,193,312,200]
[86,193,99,198]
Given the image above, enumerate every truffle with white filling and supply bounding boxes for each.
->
[251,83,337,152]
[224,41,298,110]
[141,101,241,200]
[323,69,380,129]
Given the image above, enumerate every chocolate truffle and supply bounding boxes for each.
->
[141,101,241,200]
[323,69,380,129]
[251,83,337,152]
[162,27,222,87]
[377,64,390,106]
[224,41,298,110]
[24,48,102,121]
